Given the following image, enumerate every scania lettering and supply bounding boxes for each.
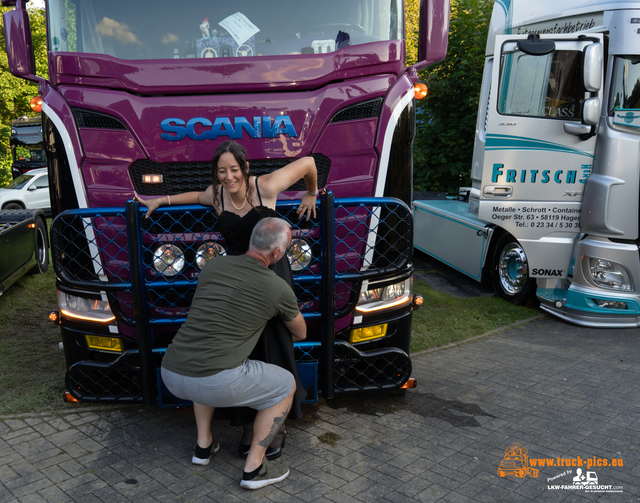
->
[160,115,298,141]
[414,0,640,327]
[2,0,449,404]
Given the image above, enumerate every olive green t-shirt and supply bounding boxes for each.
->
[161,254,300,378]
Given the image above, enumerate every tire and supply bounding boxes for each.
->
[490,233,535,305]
[33,217,49,274]
[3,202,24,210]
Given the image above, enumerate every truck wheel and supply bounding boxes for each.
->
[490,233,535,305]
[3,202,24,210]
[33,217,49,274]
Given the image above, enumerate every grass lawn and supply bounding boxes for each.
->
[410,279,540,353]
[0,250,68,416]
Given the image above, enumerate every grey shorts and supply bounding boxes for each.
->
[161,359,294,410]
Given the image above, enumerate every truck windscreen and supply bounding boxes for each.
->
[12,143,46,164]
[47,0,402,60]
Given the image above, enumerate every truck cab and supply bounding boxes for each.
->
[414,0,640,327]
[2,0,450,404]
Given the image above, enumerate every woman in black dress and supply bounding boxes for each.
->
[136,140,317,459]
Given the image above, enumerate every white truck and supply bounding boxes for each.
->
[414,0,640,327]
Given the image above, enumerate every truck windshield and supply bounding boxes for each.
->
[47,0,401,60]
[12,143,46,164]
[610,56,640,113]
[498,49,583,120]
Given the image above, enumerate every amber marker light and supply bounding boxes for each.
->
[63,392,80,403]
[30,96,42,113]
[414,83,428,100]
[401,378,417,389]
[49,310,60,324]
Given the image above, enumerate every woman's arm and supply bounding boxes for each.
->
[258,156,318,220]
[134,186,214,218]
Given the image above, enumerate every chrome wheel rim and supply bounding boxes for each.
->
[36,228,47,266]
[498,242,528,295]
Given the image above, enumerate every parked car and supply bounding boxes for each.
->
[0,209,49,296]
[0,168,50,216]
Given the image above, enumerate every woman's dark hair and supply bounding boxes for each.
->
[210,140,253,212]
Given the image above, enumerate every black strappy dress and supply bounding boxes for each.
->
[212,177,306,425]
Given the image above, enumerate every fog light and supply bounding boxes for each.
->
[350,324,388,343]
[49,310,60,324]
[85,335,124,352]
[593,299,629,310]
[588,258,633,291]
[152,244,185,277]
[287,238,312,271]
[196,242,226,270]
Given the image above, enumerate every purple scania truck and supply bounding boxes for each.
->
[3,0,449,405]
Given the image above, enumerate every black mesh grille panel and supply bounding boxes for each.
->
[73,109,127,130]
[330,98,383,123]
[130,153,331,196]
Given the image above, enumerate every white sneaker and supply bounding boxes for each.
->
[240,458,290,489]
[191,437,220,465]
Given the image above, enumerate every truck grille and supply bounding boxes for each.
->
[130,153,331,196]
[73,109,127,130]
[330,98,383,123]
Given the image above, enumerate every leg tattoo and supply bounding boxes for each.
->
[257,407,290,448]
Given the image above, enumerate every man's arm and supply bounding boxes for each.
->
[283,312,307,342]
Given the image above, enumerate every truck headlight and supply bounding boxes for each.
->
[152,244,185,277]
[588,258,633,291]
[287,238,312,271]
[356,276,412,313]
[58,291,115,322]
[196,242,226,270]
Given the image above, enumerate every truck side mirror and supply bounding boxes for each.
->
[582,97,600,126]
[583,43,603,92]
[565,97,600,140]
[414,0,450,70]
[2,6,37,81]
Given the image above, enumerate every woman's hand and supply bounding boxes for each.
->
[297,192,317,221]
[133,194,162,218]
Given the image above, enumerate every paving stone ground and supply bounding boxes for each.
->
[2,317,640,502]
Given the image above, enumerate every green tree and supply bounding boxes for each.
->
[405,0,420,67]
[413,0,493,192]
[0,5,48,187]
